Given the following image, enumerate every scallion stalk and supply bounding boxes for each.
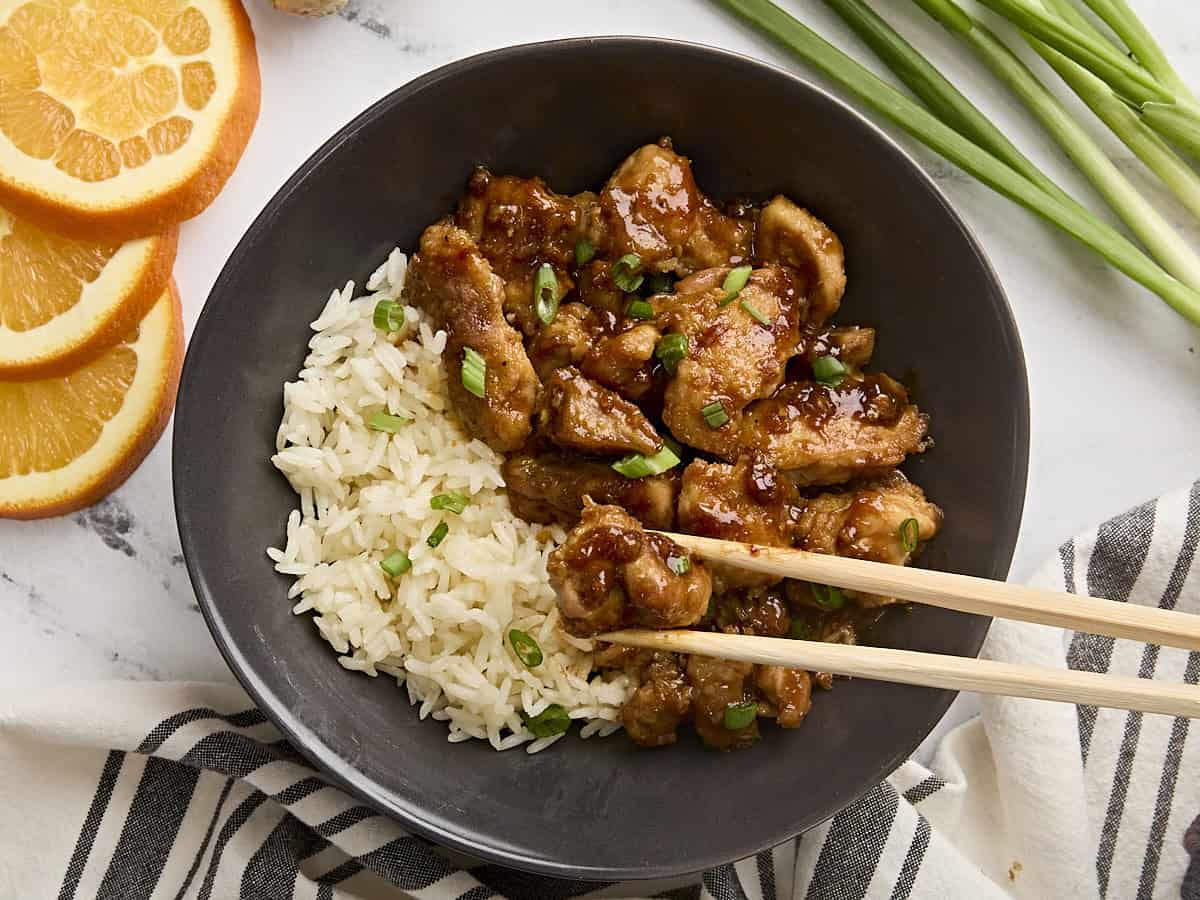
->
[970,0,1172,105]
[1076,0,1199,106]
[822,0,1078,212]
[1031,0,1200,225]
[710,0,1200,324]
[913,0,1200,291]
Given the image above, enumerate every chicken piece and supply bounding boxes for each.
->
[549,501,712,637]
[678,456,801,588]
[659,266,807,459]
[714,589,792,637]
[575,260,628,318]
[687,655,758,751]
[600,139,754,275]
[537,368,663,456]
[502,454,679,529]
[740,374,930,485]
[620,652,694,748]
[526,302,605,381]
[580,323,661,400]
[456,169,601,336]
[793,472,943,606]
[803,325,876,369]
[796,471,942,564]
[404,223,538,452]
[755,666,812,728]
[754,196,847,324]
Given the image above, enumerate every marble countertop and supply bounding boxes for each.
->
[2,0,1198,703]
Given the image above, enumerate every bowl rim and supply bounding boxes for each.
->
[174,34,1029,880]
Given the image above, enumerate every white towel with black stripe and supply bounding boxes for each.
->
[2,480,1198,900]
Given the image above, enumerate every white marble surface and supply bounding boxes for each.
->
[2,0,1198,706]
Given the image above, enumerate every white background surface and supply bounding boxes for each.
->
[1,0,1197,713]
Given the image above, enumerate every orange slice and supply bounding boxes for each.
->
[0,0,259,241]
[0,280,183,519]
[0,203,177,377]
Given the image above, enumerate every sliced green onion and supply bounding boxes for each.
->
[701,400,730,429]
[645,272,675,294]
[508,629,544,667]
[812,355,848,386]
[655,333,689,376]
[533,263,560,325]
[812,583,846,610]
[719,265,753,306]
[723,701,758,730]
[427,521,449,548]
[380,550,411,578]
[373,299,405,332]
[521,704,570,737]
[789,619,812,639]
[611,253,644,292]
[667,555,692,576]
[611,444,681,479]
[367,411,413,432]
[711,0,1200,324]
[430,491,470,515]
[899,517,921,554]
[625,298,654,320]
[740,299,771,325]
[575,238,595,266]
[662,434,683,458]
[461,347,486,399]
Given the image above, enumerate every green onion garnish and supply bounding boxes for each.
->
[701,400,730,429]
[788,619,812,639]
[521,703,570,737]
[645,272,675,294]
[719,265,753,305]
[740,299,770,325]
[380,550,411,578]
[430,491,469,515]
[611,253,644,292]
[625,298,654,320]
[655,333,688,376]
[667,555,691,576]
[812,583,846,610]
[372,299,404,332]
[812,355,848,386]
[461,347,486,399]
[899,517,920,554]
[611,444,681,479]
[533,263,560,325]
[427,521,449,548]
[367,411,413,432]
[575,238,595,266]
[508,629,544,667]
[723,701,758,730]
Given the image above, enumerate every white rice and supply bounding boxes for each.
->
[269,248,632,752]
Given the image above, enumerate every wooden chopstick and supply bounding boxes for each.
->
[658,532,1200,652]
[598,629,1200,718]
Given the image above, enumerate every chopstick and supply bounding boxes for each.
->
[598,629,1200,718]
[657,532,1200,652]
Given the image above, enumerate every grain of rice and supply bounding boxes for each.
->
[269,251,630,750]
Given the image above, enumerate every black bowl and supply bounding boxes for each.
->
[174,37,1028,880]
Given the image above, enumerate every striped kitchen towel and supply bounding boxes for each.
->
[1,480,1197,900]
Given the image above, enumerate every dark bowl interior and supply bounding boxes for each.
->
[174,38,1028,880]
